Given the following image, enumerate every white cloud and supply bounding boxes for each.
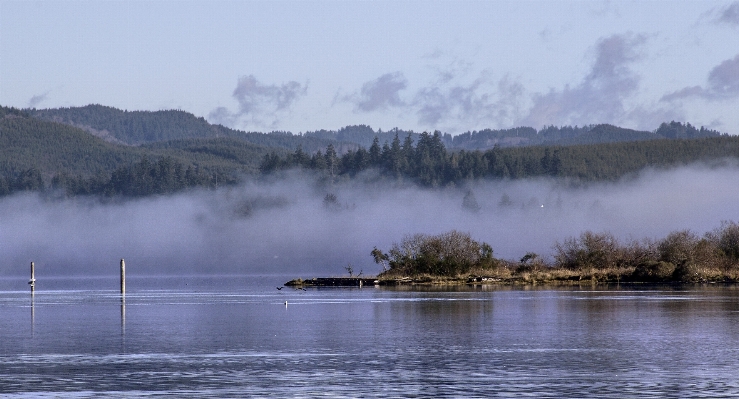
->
[27,91,50,108]
[519,33,648,128]
[208,75,307,129]
[662,54,739,101]
[339,33,689,132]
[341,68,526,132]
[716,1,739,26]
[352,72,408,112]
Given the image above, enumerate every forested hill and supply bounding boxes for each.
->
[1,106,142,176]
[31,104,232,144]
[3,103,737,198]
[261,131,739,187]
[2,107,293,176]
[257,122,723,150]
[29,104,344,153]
[1,106,291,196]
[448,122,722,150]
[29,105,723,151]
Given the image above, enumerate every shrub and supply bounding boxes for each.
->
[516,252,546,273]
[658,230,700,265]
[672,262,702,282]
[553,231,621,270]
[621,238,659,266]
[658,230,722,272]
[707,221,739,261]
[373,231,496,277]
[632,261,676,282]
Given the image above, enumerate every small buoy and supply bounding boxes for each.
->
[284,301,288,306]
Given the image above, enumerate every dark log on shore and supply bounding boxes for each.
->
[285,277,378,287]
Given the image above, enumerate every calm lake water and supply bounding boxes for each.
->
[1,275,739,398]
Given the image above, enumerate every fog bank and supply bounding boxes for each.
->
[1,163,738,278]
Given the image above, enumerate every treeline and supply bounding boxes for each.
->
[56,157,233,197]
[2,158,230,198]
[261,129,739,186]
[302,122,722,151]
[304,125,444,149]
[0,168,45,196]
[452,122,721,150]
[372,221,739,283]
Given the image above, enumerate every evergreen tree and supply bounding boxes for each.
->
[325,144,338,181]
[369,137,382,166]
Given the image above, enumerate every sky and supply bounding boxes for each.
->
[1,0,739,135]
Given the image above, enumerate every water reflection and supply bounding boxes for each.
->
[30,291,35,337]
[3,282,739,397]
[120,295,126,336]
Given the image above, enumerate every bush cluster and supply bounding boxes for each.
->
[372,221,739,282]
[552,221,739,282]
[372,231,496,277]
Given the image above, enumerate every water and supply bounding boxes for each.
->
[2,275,739,398]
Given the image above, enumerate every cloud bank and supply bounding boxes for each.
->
[2,163,738,281]
[341,69,525,132]
[342,34,684,132]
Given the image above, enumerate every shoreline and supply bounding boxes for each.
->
[285,274,739,287]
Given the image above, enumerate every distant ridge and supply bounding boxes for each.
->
[29,104,347,153]
[31,104,235,145]
[1,105,283,180]
[4,103,735,198]
[29,104,724,151]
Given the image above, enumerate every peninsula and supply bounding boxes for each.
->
[286,223,739,287]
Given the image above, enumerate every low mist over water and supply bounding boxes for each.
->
[2,162,738,277]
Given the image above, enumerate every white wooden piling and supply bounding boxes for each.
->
[29,262,36,292]
[120,258,126,295]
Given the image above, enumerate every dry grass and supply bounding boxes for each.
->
[376,264,739,286]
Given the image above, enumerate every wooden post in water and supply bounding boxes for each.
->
[29,262,36,292]
[120,259,126,295]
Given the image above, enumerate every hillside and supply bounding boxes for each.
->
[30,104,240,145]
[0,106,289,196]
[30,105,723,152]
[29,104,349,153]
[449,123,721,150]
[2,107,287,177]
[3,104,737,197]
[142,137,289,171]
[1,107,144,176]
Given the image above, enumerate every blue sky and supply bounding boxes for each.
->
[2,0,738,134]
